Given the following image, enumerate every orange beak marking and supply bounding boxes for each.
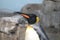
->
[21,14,30,18]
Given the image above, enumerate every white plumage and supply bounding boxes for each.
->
[25,25,40,40]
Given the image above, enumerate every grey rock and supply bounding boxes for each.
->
[21,4,42,14]
[54,2,60,11]
[0,12,15,17]
[42,1,56,13]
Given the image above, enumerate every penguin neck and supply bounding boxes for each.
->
[30,22,40,27]
[26,25,33,30]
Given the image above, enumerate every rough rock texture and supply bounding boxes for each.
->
[42,1,56,13]
[0,13,26,40]
[42,0,60,28]
[21,4,42,14]
[0,12,15,17]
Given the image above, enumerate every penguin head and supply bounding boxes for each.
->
[20,13,40,24]
[15,12,40,24]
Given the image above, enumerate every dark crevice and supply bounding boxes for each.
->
[53,9,57,11]
[49,25,55,28]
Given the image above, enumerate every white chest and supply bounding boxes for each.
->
[25,27,40,40]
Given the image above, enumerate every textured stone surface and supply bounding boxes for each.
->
[42,0,60,28]
[0,17,26,40]
[0,12,15,17]
[55,2,60,11]
[21,4,42,14]
[42,1,56,13]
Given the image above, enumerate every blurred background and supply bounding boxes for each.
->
[0,0,60,40]
[0,0,43,11]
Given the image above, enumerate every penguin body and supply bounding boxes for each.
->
[25,25,40,40]
[30,23,49,40]
[15,12,49,40]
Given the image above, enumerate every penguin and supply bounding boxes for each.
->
[25,24,40,40]
[15,12,49,40]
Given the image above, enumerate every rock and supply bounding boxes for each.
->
[54,2,60,11]
[21,4,42,14]
[42,1,56,13]
[44,12,60,28]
